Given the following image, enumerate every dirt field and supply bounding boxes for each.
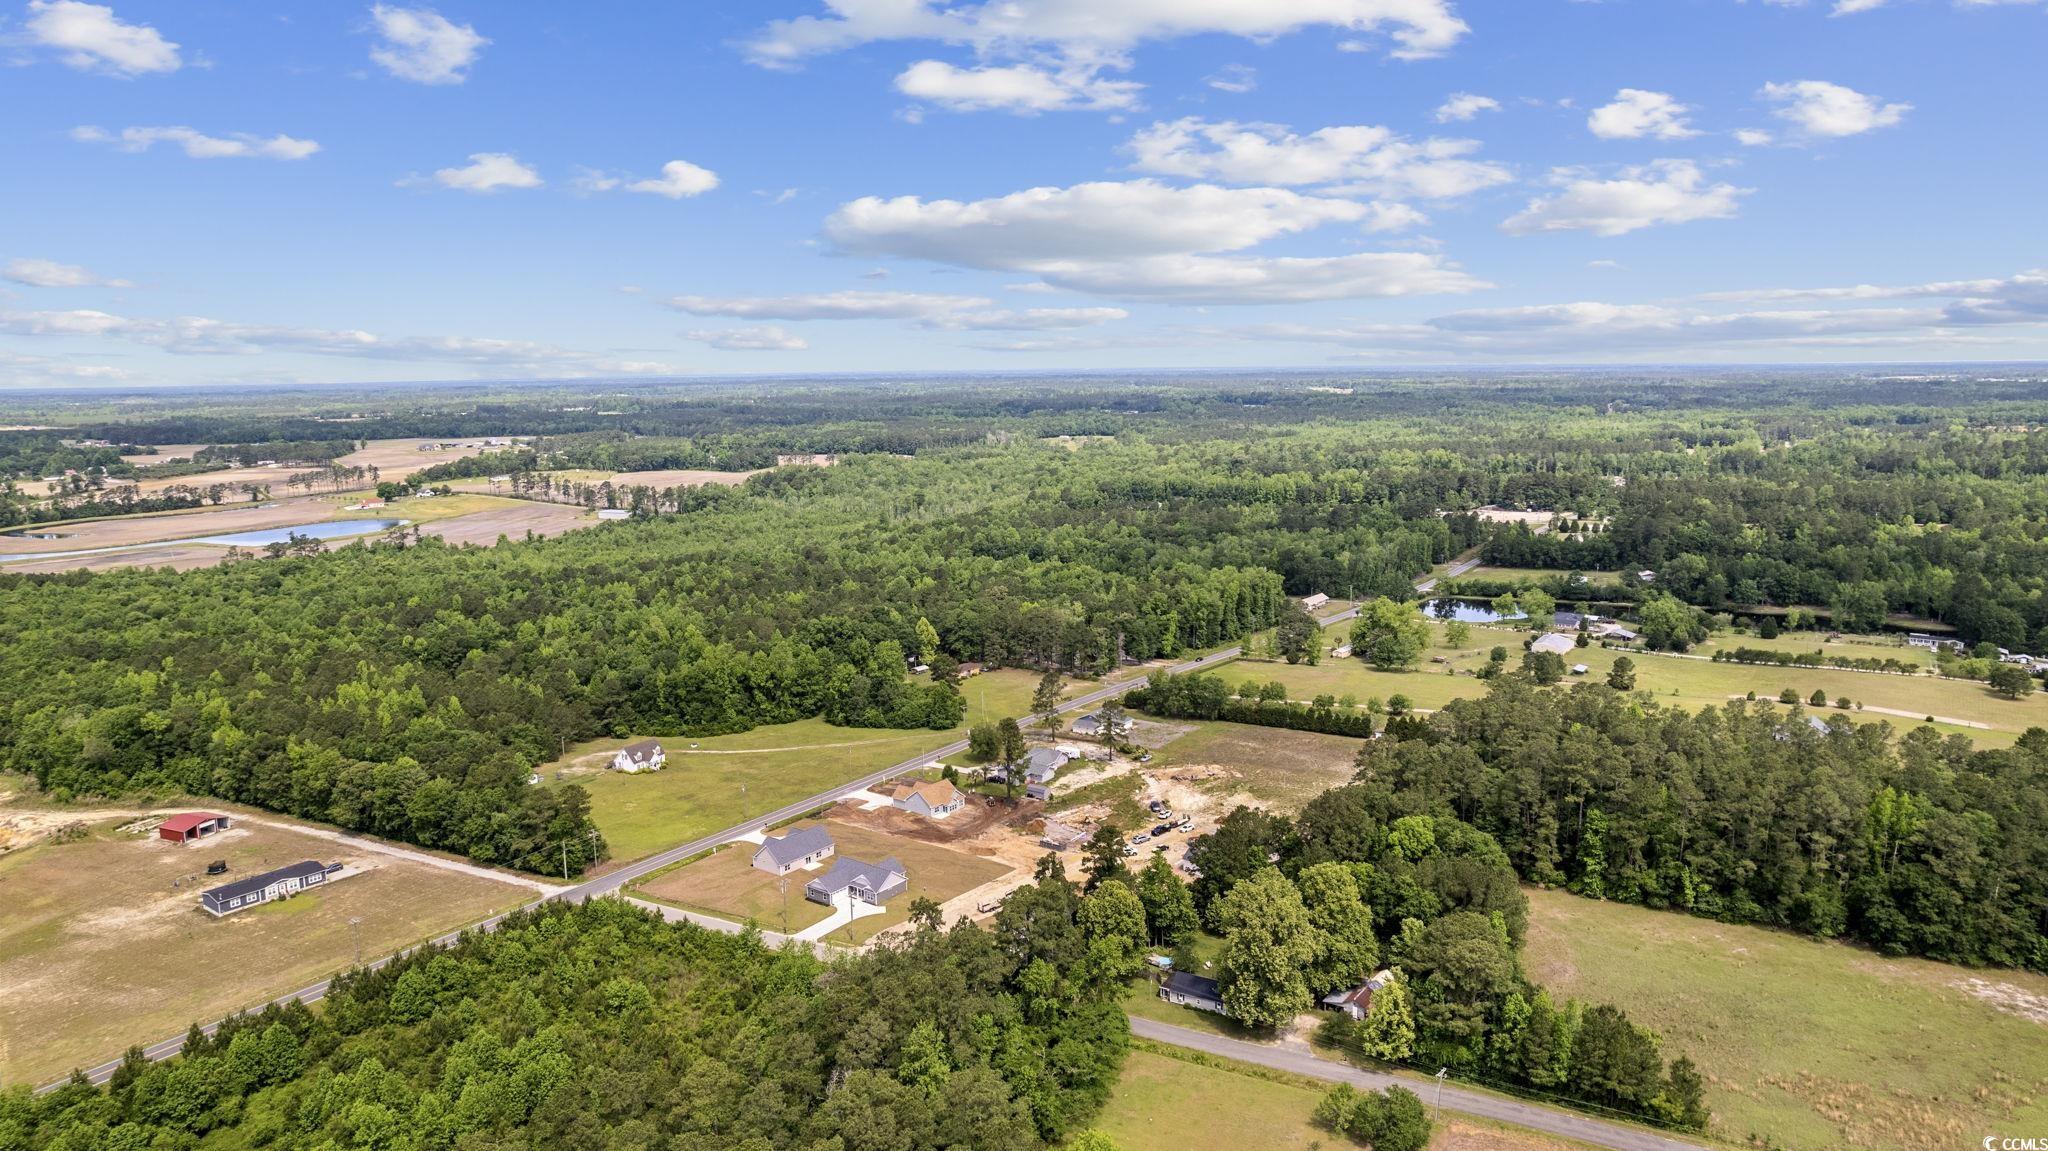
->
[0,808,530,1086]
[0,495,387,558]
[93,437,512,497]
[607,468,765,488]
[418,501,594,546]
[1149,722,1364,812]
[637,814,1013,944]
[121,443,206,466]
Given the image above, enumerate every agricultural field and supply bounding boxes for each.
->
[1523,886,2048,1151]
[1095,1045,1593,1151]
[100,437,511,498]
[1227,619,2044,745]
[0,797,531,1087]
[564,670,1042,862]
[635,815,1011,944]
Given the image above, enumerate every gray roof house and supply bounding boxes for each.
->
[1159,971,1227,1016]
[1022,746,1067,784]
[753,826,836,875]
[610,739,666,773]
[805,856,908,906]
[201,860,343,916]
[1072,711,1134,738]
[1555,611,1591,631]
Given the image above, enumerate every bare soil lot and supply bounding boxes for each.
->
[109,437,510,497]
[0,807,528,1086]
[419,501,594,546]
[608,467,765,488]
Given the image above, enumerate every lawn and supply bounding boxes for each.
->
[1522,886,2048,1151]
[1095,1044,1598,1151]
[0,813,529,1087]
[1148,722,1364,812]
[1460,566,1624,588]
[1219,618,2041,745]
[563,671,1043,863]
[634,817,1010,943]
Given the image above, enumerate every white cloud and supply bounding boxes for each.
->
[0,306,678,374]
[1124,118,1511,199]
[1760,80,1909,138]
[893,59,1140,113]
[1502,161,1749,237]
[24,1,179,75]
[662,290,1130,329]
[423,152,541,193]
[1206,63,1257,93]
[688,325,808,351]
[1587,89,1699,140]
[1734,128,1775,147]
[580,159,720,199]
[369,4,487,85]
[3,258,131,288]
[70,125,320,160]
[1435,93,1499,123]
[822,179,1486,303]
[745,0,1469,67]
[1831,0,1887,14]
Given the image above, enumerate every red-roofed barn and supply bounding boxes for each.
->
[158,812,232,844]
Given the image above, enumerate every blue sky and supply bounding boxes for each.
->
[2,0,2044,386]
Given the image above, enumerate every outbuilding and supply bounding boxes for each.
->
[158,812,232,845]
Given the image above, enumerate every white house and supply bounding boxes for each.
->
[1320,970,1396,1021]
[1301,593,1330,610]
[611,739,666,773]
[891,779,965,819]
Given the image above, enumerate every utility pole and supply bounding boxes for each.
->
[1435,1068,1448,1106]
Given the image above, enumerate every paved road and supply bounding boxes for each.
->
[1128,1018,1705,1151]
[39,562,1478,1093]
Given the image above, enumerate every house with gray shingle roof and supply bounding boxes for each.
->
[805,855,908,906]
[753,826,835,875]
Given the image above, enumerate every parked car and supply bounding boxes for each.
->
[1130,833,1151,845]
[1177,818,1194,832]
[1150,823,1172,836]
[205,859,228,875]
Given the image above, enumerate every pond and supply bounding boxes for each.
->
[0,518,405,564]
[1420,598,1527,624]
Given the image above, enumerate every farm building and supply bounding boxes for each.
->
[200,860,343,916]
[891,780,965,819]
[804,855,908,906]
[1529,633,1578,657]
[157,812,232,845]
[753,826,835,875]
[611,740,666,773]
[1160,971,1227,1016]
[1300,593,1330,610]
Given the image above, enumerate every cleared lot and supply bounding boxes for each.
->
[0,803,529,1086]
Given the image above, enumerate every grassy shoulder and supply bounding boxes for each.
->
[1522,885,2048,1151]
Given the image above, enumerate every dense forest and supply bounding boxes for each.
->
[2,883,1143,1149]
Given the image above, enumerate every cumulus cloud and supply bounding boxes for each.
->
[1586,89,1699,140]
[419,152,541,192]
[821,179,1486,303]
[70,125,320,160]
[3,258,131,288]
[1761,80,1909,138]
[369,4,487,85]
[688,325,808,351]
[1502,161,1748,237]
[24,0,179,75]
[0,306,678,375]
[1206,63,1257,93]
[893,59,1140,113]
[1124,118,1511,200]
[579,160,720,199]
[662,290,1129,330]
[744,0,1469,68]
[1435,93,1499,123]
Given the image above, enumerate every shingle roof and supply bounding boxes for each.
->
[756,825,834,869]
[895,780,961,809]
[203,860,334,903]
[618,739,663,762]
[807,855,907,898]
[1163,971,1221,1000]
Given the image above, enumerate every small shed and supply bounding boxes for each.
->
[158,812,232,845]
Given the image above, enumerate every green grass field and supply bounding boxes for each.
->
[1460,566,1623,588]
[634,817,1009,942]
[1223,619,2042,746]
[556,669,1042,862]
[1523,886,2048,1151]
[1095,1043,1596,1151]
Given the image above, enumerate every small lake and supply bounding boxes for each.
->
[1420,598,1527,624]
[0,518,404,564]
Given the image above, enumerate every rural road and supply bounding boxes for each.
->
[1128,1018,1706,1151]
[44,558,1525,1103]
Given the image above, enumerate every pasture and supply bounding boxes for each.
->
[1523,886,2048,1151]
[0,804,529,1087]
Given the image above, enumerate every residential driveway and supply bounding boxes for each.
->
[792,890,886,942]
